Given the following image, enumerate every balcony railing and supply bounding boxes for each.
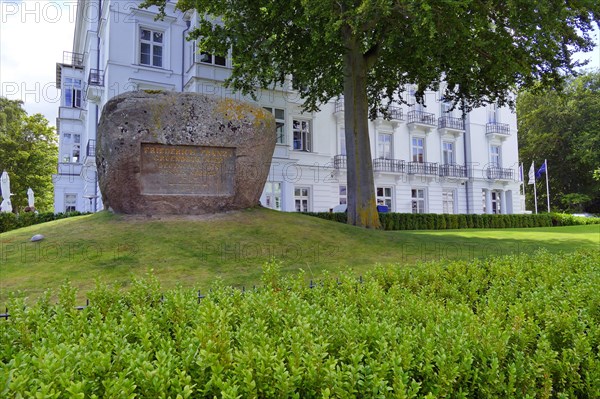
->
[486,122,511,136]
[486,166,514,180]
[63,51,84,67]
[378,106,404,121]
[373,158,405,173]
[86,139,96,157]
[334,100,344,113]
[408,161,439,175]
[440,163,467,178]
[333,154,347,169]
[88,69,104,86]
[438,116,465,131]
[407,110,436,126]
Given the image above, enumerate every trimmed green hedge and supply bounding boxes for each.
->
[0,211,89,234]
[306,212,600,230]
[1,250,599,397]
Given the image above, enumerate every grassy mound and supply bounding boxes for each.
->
[2,250,599,397]
[1,209,599,304]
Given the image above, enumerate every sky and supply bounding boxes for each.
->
[1,0,599,127]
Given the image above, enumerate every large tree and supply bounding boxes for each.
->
[518,71,600,213]
[143,0,599,227]
[0,97,58,212]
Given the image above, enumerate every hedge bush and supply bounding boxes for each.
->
[307,212,600,230]
[1,250,599,397]
[0,211,88,234]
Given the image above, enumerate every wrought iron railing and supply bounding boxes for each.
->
[333,154,347,169]
[439,163,467,178]
[378,106,404,121]
[373,158,405,173]
[86,139,96,157]
[407,110,436,126]
[438,116,465,130]
[88,69,104,86]
[334,100,344,113]
[486,122,511,136]
[486,166,514,180]
[63,51,84,67]
[408,161,438,175]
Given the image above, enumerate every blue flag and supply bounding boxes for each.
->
[535,161,546,179]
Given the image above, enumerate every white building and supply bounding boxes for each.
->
[54,0,524,215]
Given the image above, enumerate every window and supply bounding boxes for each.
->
[63,78,82,108]
[293,119,312,151]
[263,182,282,210]
[490,145,501,167]
[491,191,501,214]
[199,52,227,66]
[140,28,163,67]
[487,104,499,123]
[339,185,347,205]
[294,187,310,212]
[264,107,286,144]
[376,187,393,209]
[412,137,424,163]
[377,133,393,159]
[73,134,81,144]
[65,194,77,212]
[72,146,80,163]
[442,190,454,214]
[442,141,454,164]
[338,128,346,156]
[411,189,426,214]
[482,190,487,213]
[441,100,453,116]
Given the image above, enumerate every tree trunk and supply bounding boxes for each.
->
[343,39,381,229]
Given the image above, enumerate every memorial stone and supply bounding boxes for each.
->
[97,91,276,214]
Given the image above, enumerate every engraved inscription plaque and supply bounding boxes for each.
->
[141,144,235,196]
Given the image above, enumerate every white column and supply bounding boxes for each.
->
[500,190,507,214]
[506,190,513,214]
[485,189,492,214]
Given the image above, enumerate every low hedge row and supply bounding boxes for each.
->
[1,250,599,397]
[306,211,600,230]
[0,211,89,234]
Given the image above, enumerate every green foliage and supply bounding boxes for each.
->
[518,71,600,213]
[142,0,599,228]
[307,212,600,230]
[0,97,58,212]
[0,211,88,233]
[1,250,599,397]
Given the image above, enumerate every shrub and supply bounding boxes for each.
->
[0,211,88,234]
[1,250,599,397]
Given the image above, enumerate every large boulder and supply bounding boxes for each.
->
[97,91,276,214]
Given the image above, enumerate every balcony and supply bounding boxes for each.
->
[439,164,468,178]
[62,51,84,67]
[486,166,514,180]
[373,158,405,173]
[407,110,436,132]
[333,154,347,169]
[334,99,344,114]
[86,139,96,157]
[86,70,105,104]
[408,161,439,176]
[438,116,465,137]
[88,69,104,86]
[378,106,404,121]
[486,122,511,141]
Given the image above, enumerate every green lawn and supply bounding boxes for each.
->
[1,208,598,304]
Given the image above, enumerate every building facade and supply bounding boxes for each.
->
[54,0,524,215]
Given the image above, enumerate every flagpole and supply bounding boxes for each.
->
[533,161,538,214]
[545,159,550,213]
[521,162,525,201]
